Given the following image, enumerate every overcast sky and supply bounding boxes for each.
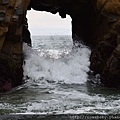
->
[27,10,72,36]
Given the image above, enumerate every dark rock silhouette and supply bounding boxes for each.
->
[22,18,32,46]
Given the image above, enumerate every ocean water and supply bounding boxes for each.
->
[0,35,120,115]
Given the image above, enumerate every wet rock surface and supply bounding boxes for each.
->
[0,0,120,90]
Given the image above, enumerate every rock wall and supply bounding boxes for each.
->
[0,0,30,92]
[0,0,120,91]
[90,0,120,87]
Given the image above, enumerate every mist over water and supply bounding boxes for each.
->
[0,36,120,115]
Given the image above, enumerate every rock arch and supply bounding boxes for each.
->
[0,0,120,91]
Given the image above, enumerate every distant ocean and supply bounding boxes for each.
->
[0,35,120,115]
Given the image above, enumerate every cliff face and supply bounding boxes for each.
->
[0,0,120,91]
[0,0,30,92]
[90,0,120,87]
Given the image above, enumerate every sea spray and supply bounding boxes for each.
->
[23,41,91,85]
[0,36,119,114]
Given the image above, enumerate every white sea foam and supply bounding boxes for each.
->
[1,36,119,114]
[23,43,91,85]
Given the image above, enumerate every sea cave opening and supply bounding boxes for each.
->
[26,9,72,48]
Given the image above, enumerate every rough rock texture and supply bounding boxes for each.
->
[0,0,30,92]
[0,0,120,91]
[90,0,120,88]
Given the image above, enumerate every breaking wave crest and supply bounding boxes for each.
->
[23,43,91,85]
